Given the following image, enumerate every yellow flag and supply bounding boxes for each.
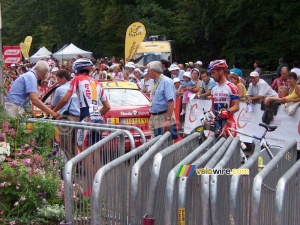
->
[20,42,29,59]
[125,22,146,64]
[24,36,33,57]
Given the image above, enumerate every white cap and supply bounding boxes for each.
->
[173,77,181,83]
[195,61,203,66]
[183,71,191,78]
[185,62,194,67]
[125,62,135,69]
[250,71,259,77]
[143,69,148,75]
[51,67,59,72]
[168,63,180,71]
[134,68,143,74]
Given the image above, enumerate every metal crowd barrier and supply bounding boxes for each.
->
[90,135,163,225]
[143,132,201,225]
[260,72,277,85]
[250,140,297,225]
[275,159,300,225]
[130,132,173,225]
[229,140,260,225]
[177,137,227,225]
[210,137,243,225]
[62,130,125,225]
[164,137,214,225]
[201,137,234,225]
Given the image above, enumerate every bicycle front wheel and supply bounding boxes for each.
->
[259,145,282,169]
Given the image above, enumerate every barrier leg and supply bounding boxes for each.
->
[143,214,155,225]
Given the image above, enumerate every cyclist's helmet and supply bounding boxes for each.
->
[207,60,228,72]
[72,58,94,73]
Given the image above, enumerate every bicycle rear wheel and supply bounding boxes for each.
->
[259,145,282,169]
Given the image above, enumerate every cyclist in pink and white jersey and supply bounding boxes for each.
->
[207,60,240,136]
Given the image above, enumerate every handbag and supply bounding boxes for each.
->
[283,102,300,116]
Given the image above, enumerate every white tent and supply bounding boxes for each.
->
[52,43,92,60]
[29,46,52,63]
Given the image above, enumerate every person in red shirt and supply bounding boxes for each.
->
[271,66,290,93]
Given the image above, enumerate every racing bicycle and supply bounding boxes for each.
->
[193,108,282,168]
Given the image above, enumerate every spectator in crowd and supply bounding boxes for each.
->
[160,59,171,78]
[112,65,123,81]
[177,64,185,70]
[180,71,195,115]
[265,72,300,105]
[173,77,182,96]
[140,69,154,94]
[231,61,243,77]
[195,69,217,100]
[246,71,278,104]
[133,68,143,87]
[125,61,135,77]
[271,66,290,93]
[276,58,288,78]
[194,61,203,71]
[5,60,60,118]
[51,69,80,159]
[169,63,184,81]
[228,72,247,101]
[147,61,177,140]
[122,70,130,81]
[17,65,28,75]
[253,60,262,76]
[92,67,101,80]
[291,60,300,83]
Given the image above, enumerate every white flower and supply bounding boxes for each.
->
[14,202,19,206]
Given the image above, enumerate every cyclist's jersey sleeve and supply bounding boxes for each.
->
[68,75,107,120]
[211,81,239,115]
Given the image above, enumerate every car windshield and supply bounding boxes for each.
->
[105,89,149,106]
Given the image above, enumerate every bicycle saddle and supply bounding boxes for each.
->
[259,123,278,131]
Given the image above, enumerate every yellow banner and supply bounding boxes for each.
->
[124,22,146,64]
[20,42,29,59]
[24,36,32,57]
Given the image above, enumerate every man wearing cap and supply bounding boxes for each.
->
[140,69,154,94]
[4,60,60,118]
[246,71,278,104]
[168,63,184,81]
[147,61,178,140]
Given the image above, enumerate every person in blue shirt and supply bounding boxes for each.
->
[4,60,60,119]
[147,61,178,140]
[51,69,80,159]
[180,71,195,115]
[195,70,217,100]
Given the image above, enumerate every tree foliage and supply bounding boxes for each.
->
[2,0,300,70]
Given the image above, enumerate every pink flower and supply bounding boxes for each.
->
[14,202,19,206]
[8,160,17,167]
[16,186,20,190]
[23,158,31,166]
[8,129,16,136]
[37,185,41,189]
[20,196,26,201]
[33,154,41,163]
[0,210,4,215]
[26,148,33,154]
[3,122,9,132]
[10,221,16,225]
[0,182,6,187]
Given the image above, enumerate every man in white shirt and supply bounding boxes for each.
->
[246,71,278,104]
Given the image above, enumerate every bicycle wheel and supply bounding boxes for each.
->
[259,145,282,169]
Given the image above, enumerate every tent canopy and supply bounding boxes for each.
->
[30,46,52,63]
[52,43,92,60]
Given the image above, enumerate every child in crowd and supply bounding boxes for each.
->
[173,77,182,96]
[180,71,195,115]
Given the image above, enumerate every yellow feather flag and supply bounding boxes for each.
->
[24,36,33,57]
[20,42,29,59]
[124,22,146,64]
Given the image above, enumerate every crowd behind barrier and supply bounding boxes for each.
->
[25,119,299,225]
